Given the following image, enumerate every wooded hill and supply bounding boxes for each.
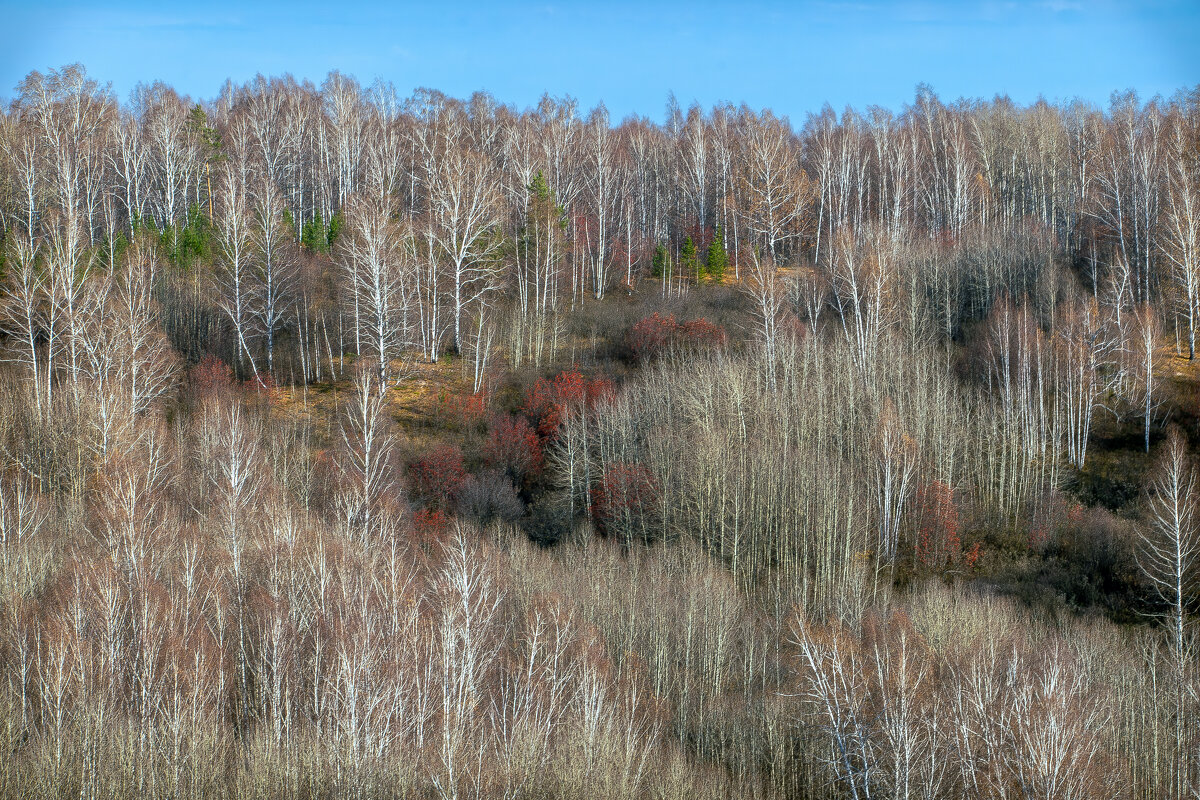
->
[0,65,1198,798]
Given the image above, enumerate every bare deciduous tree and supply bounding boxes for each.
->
[1139,428,1199,800]
[339,195,412,385]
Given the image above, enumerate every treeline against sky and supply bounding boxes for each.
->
[0,66,1197,377]
[0,64,1198,798]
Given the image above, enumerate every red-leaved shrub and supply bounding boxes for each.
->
[189,354,234,399]
[629,313,727,362]
[437,391,486,430]
[408,444,467,508]
[629,313,678,361]
[913,480,963,571]
[483,414,542,480]
[412,508,450,543]
[522,367,616,439]
[679,318,728,351]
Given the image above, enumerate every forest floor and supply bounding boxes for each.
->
[1162,348,1200,435]
[270,356,477,454]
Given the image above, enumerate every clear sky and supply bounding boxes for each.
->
[1,0,1197,122]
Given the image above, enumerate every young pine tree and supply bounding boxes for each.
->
[705,225,728,283]
[680,235,700,281]
[327,211,345,250]
[651,242,671,279]
[301,209,329,254]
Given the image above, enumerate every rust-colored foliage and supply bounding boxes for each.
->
[412,507,450,543]
[679,317,728,350]
[913,480,964,571]
[436,391,487,431]
[522,367,615,439]
[629,313,727,362]
[585,374,616,406]
[629,313,679,361]
[188,354,234,399]
[408,444,467,508]
[522,377,561,438]
[483,413,542,480]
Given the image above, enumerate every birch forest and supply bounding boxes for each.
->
[0,63,1199,799]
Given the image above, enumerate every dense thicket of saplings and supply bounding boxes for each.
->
[0,64,1196,798]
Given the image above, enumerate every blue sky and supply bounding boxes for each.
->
[1,1,1197,122]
